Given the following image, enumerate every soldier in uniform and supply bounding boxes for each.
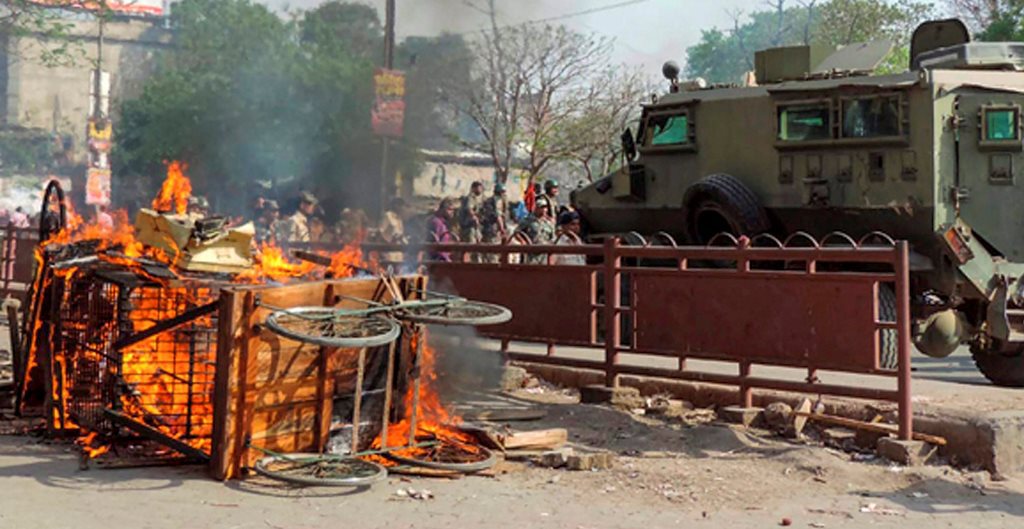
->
[542,179,562,215]
[480,183,509,263]
[278,191,317,244]
[254,199,280,245]
[459,181,487,262]
[515,196,556,263]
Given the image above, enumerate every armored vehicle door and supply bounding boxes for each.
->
[955,91,1024,260]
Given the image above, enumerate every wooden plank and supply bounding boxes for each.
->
[499,428,568,450]
[794,411,947,446]
[230,292,258,479]
[241,430,319,470]
[210,291,238,479]
[210,277,423,480]
[248,403,319,442]
[315,283,334,454]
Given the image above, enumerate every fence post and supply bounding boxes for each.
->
[895,241,913,441]
[603,238,620,387]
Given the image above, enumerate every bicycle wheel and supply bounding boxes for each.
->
[396,299,511,326]
[387,444,497,473]
[253,454,387,487]
[265,307,400,348]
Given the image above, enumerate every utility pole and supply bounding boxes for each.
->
[86,1,112,214]
[378,0,396,219]
[94,2,105,121]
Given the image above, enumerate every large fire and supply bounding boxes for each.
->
[24,161,372,459]
[151,161,192,214]
[368,329,480,464]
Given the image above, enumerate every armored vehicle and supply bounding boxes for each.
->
[572,20,1024,386]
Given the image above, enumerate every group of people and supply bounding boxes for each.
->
[424,178,584,263]
[251,191,371,247]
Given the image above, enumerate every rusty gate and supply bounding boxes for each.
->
[363,233,913,440]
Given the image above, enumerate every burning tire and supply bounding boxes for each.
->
[253,453,388,487]
[264,307,401,348]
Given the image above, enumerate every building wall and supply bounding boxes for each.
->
[2,15,172,162]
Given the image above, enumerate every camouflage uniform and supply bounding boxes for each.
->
[480,192,508,263]
[460,192,486,243]
[516,213,556,264]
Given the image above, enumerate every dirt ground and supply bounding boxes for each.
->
[1,387,1022,529]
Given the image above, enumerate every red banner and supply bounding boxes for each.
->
[372,68,406,138]
[85,167,111,206]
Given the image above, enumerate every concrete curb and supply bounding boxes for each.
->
[514,361,1024,476]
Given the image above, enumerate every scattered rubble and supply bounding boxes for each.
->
[579,385,644,410]
[763,402,793,432]
[394,487,434,500]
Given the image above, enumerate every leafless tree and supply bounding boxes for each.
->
[447,2,613,185]
[560,67,650,182]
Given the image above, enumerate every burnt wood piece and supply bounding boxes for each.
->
[103,408,210,462]
[112,300,219,352]
[289,249,376,276]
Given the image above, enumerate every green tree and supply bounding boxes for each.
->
[973,1,1024,40]
[685,0,933,84]
[1,1,87,66]
[115,0,463,216]
[116,0,312,205]
[685,3,816,84]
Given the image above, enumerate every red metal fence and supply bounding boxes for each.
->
[363,235,914,440]
[0,225,38,301]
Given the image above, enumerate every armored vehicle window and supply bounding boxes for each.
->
[648,114,689,146]
[985,108,1019,141]
[842,96,901,138]
[777,105,831,141]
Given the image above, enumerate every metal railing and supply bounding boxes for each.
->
[360,234,914,440]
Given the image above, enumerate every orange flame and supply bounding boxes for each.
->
[78,431,110,459]
[369,330,478,463]
[23,159,382,460]
[151,161,192,214]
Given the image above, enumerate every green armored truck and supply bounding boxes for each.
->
[571,20,1024,386]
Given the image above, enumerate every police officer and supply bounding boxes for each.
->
[278,191,318,243]
[481,183,509,243]
[254,199,280,245]
[460,181,486,243]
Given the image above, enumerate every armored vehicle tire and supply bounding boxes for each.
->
[878,285,898,370]
[971,342,1024,387]
[682,174,770,245]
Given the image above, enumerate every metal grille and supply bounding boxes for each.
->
[50,268,218,453]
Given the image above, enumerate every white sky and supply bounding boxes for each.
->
[259,0,945,76]
[262,0,751,73]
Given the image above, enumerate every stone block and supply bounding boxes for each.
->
[566,452,615,471]
[854,429,887,449]
[877,437,936,466]
[763,402,793,432]
[821,427,857,449]
[500,366,530,391]
[718,406,764,428]
[534,449,573,469]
